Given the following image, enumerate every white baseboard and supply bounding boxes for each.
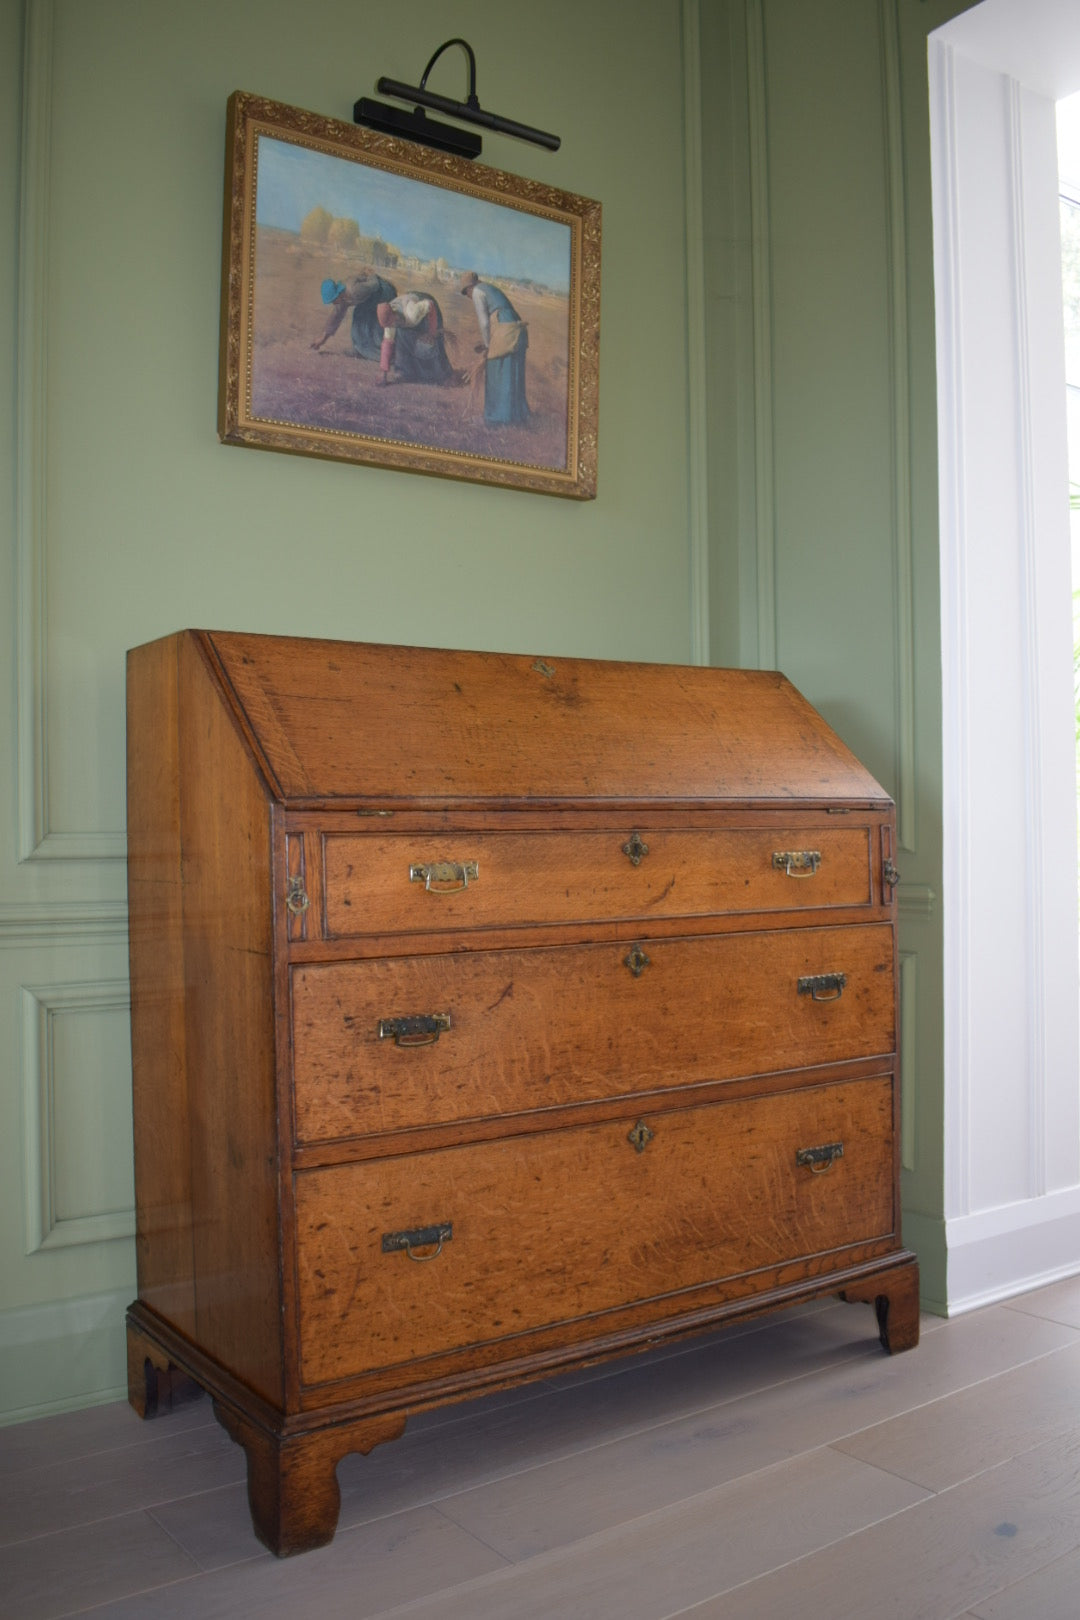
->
[945,1190,1080,1315]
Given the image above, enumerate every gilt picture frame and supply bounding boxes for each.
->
[218,91,601,498]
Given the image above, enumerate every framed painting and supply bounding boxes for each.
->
[218,92,601,498]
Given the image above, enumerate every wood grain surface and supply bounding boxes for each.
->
[291,924,896,1143]
[204,631,891,807]
[321,824,874,938]
[126,637,197,1337]
[294,1078,895,1384]
[124,629,913,1558]
[174,636,283,1406]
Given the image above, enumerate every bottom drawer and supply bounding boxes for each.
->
[294,1077,895,1389]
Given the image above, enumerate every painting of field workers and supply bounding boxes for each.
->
[249,132,576,476]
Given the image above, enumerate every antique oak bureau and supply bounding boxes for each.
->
[125,629,919,1556]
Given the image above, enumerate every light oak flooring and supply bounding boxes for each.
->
[6,1278,1080,1618]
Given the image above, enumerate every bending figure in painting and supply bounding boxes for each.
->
[375,292,458,386]
[311,271,397,361]
[460,271,529,424]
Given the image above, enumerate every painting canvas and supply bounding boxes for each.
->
[219,93,601,497]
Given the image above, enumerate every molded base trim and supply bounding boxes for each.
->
[945,1193,1080,1315]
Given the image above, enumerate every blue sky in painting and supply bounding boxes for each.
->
[255,135,571,291]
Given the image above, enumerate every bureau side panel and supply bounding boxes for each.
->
[127,636,196,1335]
[177,635,283,1407]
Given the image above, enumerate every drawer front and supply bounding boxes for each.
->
[321,826,874,938]
[290,923,895,1144]
[294,1078,895,1386]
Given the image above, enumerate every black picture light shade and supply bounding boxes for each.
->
[354,37,561,159]
[353,98,483,159]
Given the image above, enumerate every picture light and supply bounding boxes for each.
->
[354,37,561,160]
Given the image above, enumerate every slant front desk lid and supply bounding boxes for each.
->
[179,630,890,808]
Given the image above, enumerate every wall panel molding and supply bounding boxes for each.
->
[0,902,127,945]
[880,0,918,853]
[899,950,917,1172]
[15,0,52,863]
[929,39,972,1222]
[1005,76,1048,1201]
[15,0,125,864]
[20,979,134,1253]
[897,882,936,917]
[683,0,710,666]
[745,0,776,669]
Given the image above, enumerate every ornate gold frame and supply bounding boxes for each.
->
[218,92,601,498]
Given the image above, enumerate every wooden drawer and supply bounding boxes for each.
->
[290,923,895,1144]
[294,1077,895,1386]
[319,825,874,939]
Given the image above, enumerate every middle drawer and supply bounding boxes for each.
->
[290,923,895,1145]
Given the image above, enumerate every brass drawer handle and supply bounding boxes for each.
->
[796,1142,844,1174]
[378,1013,451,1046]
[797,972,847,1002]
[773,850,821,878]
[382,1222,452,1261]
[409,860,479,893]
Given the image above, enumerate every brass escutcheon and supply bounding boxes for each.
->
[622,831,649,867]
[285,876,309,915]
[628,1120,654,1153]
[883,858,900,888]
[624,944,651,978]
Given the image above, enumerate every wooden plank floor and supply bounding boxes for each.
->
[5,1277,1080,1618]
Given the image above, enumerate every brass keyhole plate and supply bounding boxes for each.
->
[622,832,649,866]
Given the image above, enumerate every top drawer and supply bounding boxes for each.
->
[319,825,874,939]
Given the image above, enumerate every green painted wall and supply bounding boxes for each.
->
[0,0,694,1420]
[43,0,696,832]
